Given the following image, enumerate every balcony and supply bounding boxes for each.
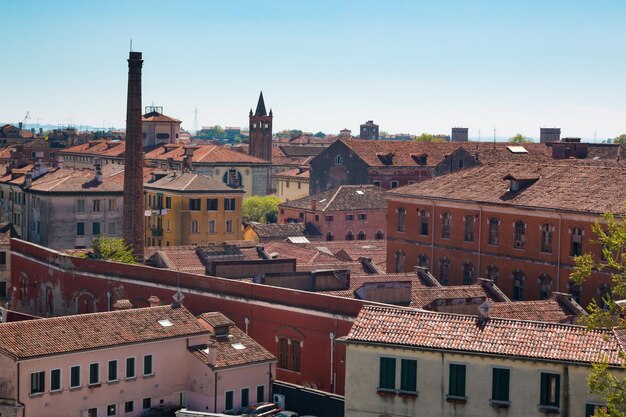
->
[151,228,164,237]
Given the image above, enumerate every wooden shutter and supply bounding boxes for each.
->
[540,373,548,405]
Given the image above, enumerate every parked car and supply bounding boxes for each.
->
[223,407,246,416]
[143,405,183,417]
[241,402,281,417]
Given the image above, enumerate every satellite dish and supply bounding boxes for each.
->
[478,299,493,317]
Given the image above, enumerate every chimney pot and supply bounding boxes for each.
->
[112,299,133,310]
[148,295,160,307]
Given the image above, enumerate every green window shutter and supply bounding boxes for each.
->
[555,374,561,407]
[379,357,396,389]
[585,404,595,417]
[449,364,457,395]
[540,373,548,405]
[458,365,466,396]
[501,369,510,401]
[401,359,417,392]
[492,368,500,400]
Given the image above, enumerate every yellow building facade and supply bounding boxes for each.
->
[144,172,244,246]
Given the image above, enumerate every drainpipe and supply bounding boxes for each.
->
[214,371,218,413]
[477,206,482,277]
[557,214,562,291]
[329,332,335,393]
[268,363,273,402]
[106,291,112,312]
[245,317,250,335]
[431,201,435,272]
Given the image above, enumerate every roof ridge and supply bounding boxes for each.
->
[324,185,344,211]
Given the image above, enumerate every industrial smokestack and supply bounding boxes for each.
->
[123,51,145,260]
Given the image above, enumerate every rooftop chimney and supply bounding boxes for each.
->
[112,299,133,310]
[148,295,160,307]
[57,155,64,169]
[123,51,145,260]
[94,157,103,183]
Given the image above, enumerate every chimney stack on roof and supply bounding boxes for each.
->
[148,295,160,308]
[94,157,103,183]
[112,299,133,311]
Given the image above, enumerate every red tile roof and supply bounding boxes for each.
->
[345,305,623,364]
[0,306,209,360]
[389,162,626,215]
[142,111,182,123]
[279,184,387,212]
[145,144,270,165]
[62,140,126,158]
[273,168,310,179]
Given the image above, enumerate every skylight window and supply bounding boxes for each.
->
[231,343,246,350]
[158,319,173,327]
[356,190,364,195]
[506,145,528,154]
[318,198,327,203]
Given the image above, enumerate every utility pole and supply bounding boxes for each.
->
[193,107,198,134]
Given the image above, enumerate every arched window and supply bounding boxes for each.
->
[441,213,451,239]
[486,264,499,283]
[223,169,243,188]
[291,340,301,372]
[357,230,366,240]
[417,253,429,268]
[462,261,474,285]
[395,250,405,273]
[540,224,553,253]
[488,218,499,245]
[568,281,582,304]
[345,231,354,241]
[439,258,450,285]
[514,221,526,249]
[326,232,334,241]
[277,338,289,369]
[538,273,552,299]
[375,230,384,240]
[512,270,525,301]
[419,209,429,236]
[463,215,474,242]
[191,220,199,234]
[571,227,583,257]
[397,208,406,232]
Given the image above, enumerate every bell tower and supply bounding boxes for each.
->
[249,91,273,162]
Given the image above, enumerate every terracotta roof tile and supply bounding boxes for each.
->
[145,144,269,165]
[279,184,387,212]
[145,172,240,193]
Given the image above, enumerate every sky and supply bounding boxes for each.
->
[2,0,626,140]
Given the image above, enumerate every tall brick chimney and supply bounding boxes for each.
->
[123,51,145,260]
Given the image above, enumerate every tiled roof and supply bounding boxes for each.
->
[62,140,126,157]
[145,172,240,193]
[142,111,182,123]
[0,306,209,360]
[488,294,586,323]
[304,240,387,269]
[279,185,387,212]
[411,284,493,309]
[198,312,235,328]
[389,162,626,215]
[273,168,310,179]
[191,319,275,369]
[345,305,624,365]
[145,144,269,165]
[263,242,341,264]
[279,145,325,158]
[251,222,320,239]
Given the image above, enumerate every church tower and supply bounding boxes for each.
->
[249,91,273,162]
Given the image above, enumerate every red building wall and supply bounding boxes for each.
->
[10,239,363,395]
[386,198,611,308]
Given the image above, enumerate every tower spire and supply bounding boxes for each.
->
[255,91,267,116]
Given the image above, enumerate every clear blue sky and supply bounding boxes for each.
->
[2,0,625,140]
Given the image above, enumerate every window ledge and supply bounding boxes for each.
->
[398,390,419,398]
[49,389,63,395]
[376,388,396,397]
[29,392,44,398]
[446,395,467,404]
[125,376,136,381]
[88,383,101,388]
[490,399,511,408]
[69,386,82,391]
[537,405,560,414]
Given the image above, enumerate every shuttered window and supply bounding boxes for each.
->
[379,357,396,390]
[540,373,560,407]
[449,364,466,397]
[492,368,510,402]
[400,359,417,392]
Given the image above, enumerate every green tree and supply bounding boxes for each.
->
[571,208,626,416]
[509,134,532,143]
[90,235,136,264]
[314,131,326,138]
[612,134,626,146]
[414,133,445,142]
[243,195,281,223]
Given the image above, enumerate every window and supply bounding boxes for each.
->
[285,181,290,188]
[397,208,406,232]
[30,371,45,394]
[439,258,450,285]
[50,368,61,391]
[256,385,265,403]
[441,213,451,239]
[126,357,136,379]
[419,210,429,236]
[93,199,100,212]
[569,281,582,304]
[448,364,466,398]
[70,365,81,388]
[107,222,116,235]
[143,398,152,410]
[108,199,117,212]
[108,360,118,382]
[379,357,396,390]
[571,227,583,257]
[92,222,101,236]
[514,220,526,249]
[400,359,417,393]
[540,373,560,409]
[334,155,343,165]
[391,180,399,188]
[207,198,218,211]
[462,261,473,285]
[540,224,553,253]
[88,408,98,417]
[486,265,499,283]
[373,180,381,187]
[226,220,233,233]
[189,199,201,210]
[225,198,236,211]
[241,388,249,407]
[278,339,289,369]
[345,231,354,241]
[357,230,366,240]
[0,251,6,267]
[512,270,525,301]
[191,220,199,234]
[345,214,354,221]
[358,213,367,221]
[77,222,85,236]
[463,215,474,242]
[89,363,100,385]
[165,196,171,209]
[77,199,85,212]
[208,220,216,234]
[539,274,552,299]
[375,230,384,240]
[492,368,510,403]
[326,232,334,241]
[417,253,428,268]
[395,250,405,273]
[125,401,134,413]
[291,341,301,372]
[225,391,234,411]
[107,404,116,416]
[325,215,334,222]
[586,404,608,417]
[143,355,153,376]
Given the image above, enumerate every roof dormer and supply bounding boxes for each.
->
[503,173,540,192]
[376,152,395,165]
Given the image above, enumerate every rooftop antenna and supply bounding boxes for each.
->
[493,126,496,146]
[478,129,481,141]
[130,39,133,52]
